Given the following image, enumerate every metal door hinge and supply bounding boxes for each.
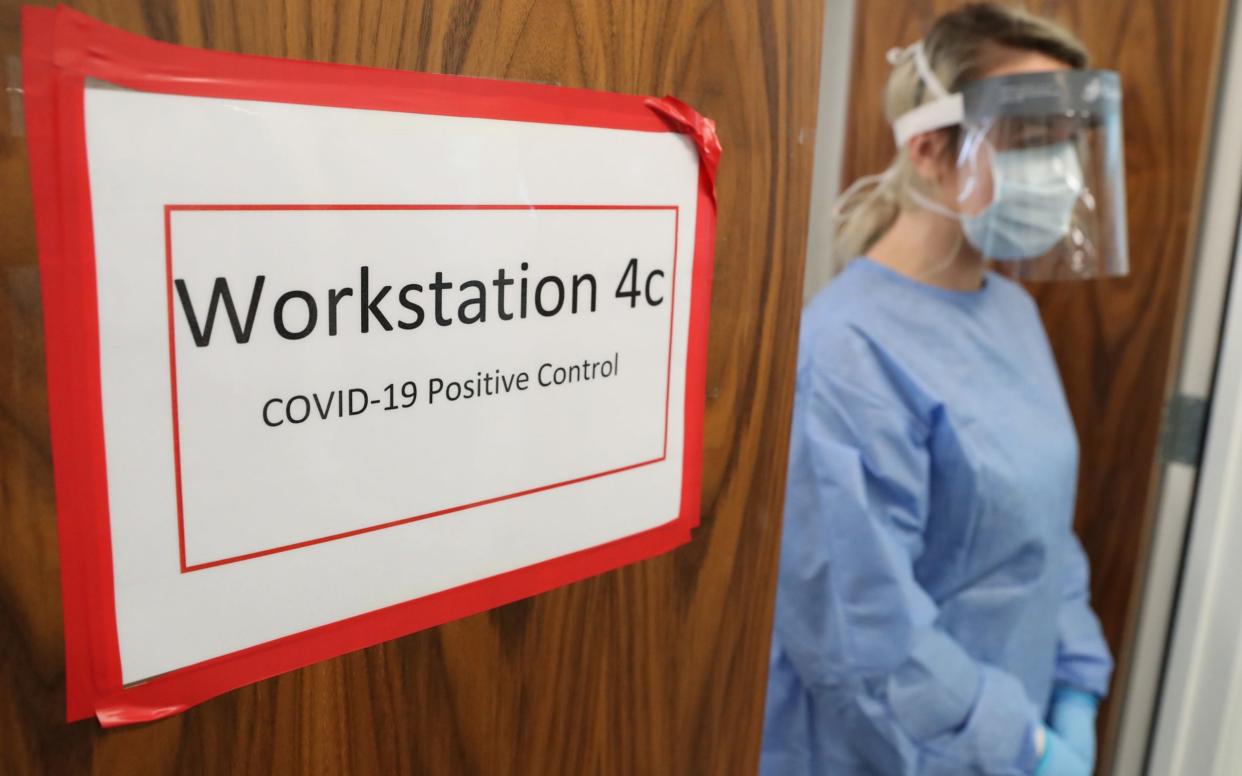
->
[1161,394,1208,466]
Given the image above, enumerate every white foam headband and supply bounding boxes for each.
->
[888,41,965,147]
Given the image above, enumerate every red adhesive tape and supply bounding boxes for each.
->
[645,96,723,202]
[24,4,720,725]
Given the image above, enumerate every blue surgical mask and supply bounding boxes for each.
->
[961,142,1084,260]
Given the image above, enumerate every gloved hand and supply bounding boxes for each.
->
[1047,685,1100,769]
[1035,727,1090,776]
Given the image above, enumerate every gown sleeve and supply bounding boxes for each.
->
[1052,530,1114,698]
[774,356,1043,775]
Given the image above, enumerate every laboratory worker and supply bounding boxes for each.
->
[762,4,1127,776]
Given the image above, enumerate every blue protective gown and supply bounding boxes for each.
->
[761,258,1112,776]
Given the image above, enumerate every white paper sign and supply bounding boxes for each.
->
[83,83,701,682]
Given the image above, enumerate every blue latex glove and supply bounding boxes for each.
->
[1036,727,1091,776]
[1048,685,1100,769]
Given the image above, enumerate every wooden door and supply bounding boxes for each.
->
[0,2,823,773]
[841,1,1230,773]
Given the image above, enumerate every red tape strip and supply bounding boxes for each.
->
[24,4,719,725]
[645,96,722,202]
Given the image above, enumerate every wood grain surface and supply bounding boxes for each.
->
[841,1,1229,773]
[0,1,824,774]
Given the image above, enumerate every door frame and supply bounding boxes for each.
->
[1114,0,1242,770]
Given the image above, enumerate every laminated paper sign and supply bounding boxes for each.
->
[23,7,717,725]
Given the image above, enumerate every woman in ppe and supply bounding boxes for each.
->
[762,4,1123,775]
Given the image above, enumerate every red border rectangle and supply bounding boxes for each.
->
[23,5,718,727]
[166,204,680,572]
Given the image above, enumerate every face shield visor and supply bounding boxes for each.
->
[892,44,1129,281]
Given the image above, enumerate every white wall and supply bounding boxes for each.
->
[1148,226,1242,773]
[802,0,856,305]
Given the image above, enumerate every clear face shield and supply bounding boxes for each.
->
[892,44,1129,281]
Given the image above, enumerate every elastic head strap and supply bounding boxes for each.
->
[887,40,965,146]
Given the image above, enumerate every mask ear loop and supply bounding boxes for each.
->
[904,184,960,221]
[901,184,974,284]
[891,147,981,285]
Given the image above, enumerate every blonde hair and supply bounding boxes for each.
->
[833,3,1088,264]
